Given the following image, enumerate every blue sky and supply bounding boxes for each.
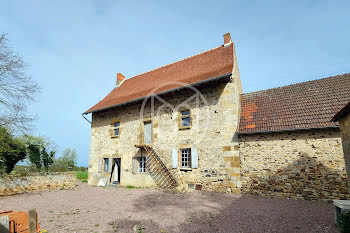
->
[1,0,349,166]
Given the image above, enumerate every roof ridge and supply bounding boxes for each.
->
[126,44,226,81]
[243,72,350,96]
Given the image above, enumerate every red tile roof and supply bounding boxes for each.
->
[84,44,234,114]
[239,73,350,133]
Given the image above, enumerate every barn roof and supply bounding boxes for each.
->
[239,73,350,134]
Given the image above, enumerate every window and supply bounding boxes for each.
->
[104,158,109,172]
[138,157,146,173]
[113,122,120,136]
[179,109,191,129]
[181,148,191,168]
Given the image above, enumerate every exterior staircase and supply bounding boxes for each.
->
[135,144,178,189]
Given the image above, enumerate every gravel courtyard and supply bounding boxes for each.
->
[0,182,338,233]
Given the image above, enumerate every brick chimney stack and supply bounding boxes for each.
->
[116,73,126,87]
[223,33,232,47]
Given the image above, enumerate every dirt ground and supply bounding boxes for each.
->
[0,182,338,233]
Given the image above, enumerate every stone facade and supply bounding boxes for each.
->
[339,112,350,193]
[0,173,76,196]
[239,128,350,200]
[88,47,242,193]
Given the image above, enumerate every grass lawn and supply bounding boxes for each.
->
[76,171,88,183]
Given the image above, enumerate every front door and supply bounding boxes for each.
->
[112,158,121,184]
[144,121,152,144]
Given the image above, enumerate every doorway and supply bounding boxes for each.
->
[144,121,152,144]
[110,158,121,184]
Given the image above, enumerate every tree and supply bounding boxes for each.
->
[42,148,55,172]
[0,33,40,132]
[61,148,78,168]
[23,135,56,172]
[27,144,41,171]
[0,127,27,173]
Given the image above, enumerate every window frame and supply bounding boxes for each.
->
[180,148,191,168]
[110,119,121,138]
[113,122,120,136]
[138,157,146,173]
[179,109,191,130]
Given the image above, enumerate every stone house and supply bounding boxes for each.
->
[333,101,350,193]
[84,33,350,200]
[84,33,242,193]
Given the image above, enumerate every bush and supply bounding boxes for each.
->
[10,165,30,176]
[339,211,350,233]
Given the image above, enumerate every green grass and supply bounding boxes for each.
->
[125,185,140,189]
[76,171,88,183]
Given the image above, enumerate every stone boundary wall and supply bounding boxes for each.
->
[239,128,350,201]
[0,172,76,196]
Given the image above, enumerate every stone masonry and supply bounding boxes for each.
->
[0,173,76,196]
[339,111,350,193]
[88,46,242,193]
[239,128,350,200]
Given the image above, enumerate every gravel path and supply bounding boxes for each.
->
[0,182,338,233]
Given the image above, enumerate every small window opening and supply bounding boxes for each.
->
[181,148,191,168]
[180,110,191,128]
[114,122,120,136]
[104,158,109,172]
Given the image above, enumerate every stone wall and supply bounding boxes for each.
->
[0,173,76,196]
[239,128,350,200]
[88,45,242,193]
[339,112,350,193]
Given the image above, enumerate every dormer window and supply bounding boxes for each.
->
[179,109,191,129]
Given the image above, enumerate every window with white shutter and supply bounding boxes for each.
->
[181,148,191,168]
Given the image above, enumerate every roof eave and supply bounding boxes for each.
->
[238,126,339,135]
[332,101,350,122]
[83,72,232,115]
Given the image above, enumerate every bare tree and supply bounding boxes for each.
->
[0,33,40,132]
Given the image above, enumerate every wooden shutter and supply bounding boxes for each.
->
[108,158,113,172]
[191,148,198,168]
[132,158,138,174]
[172,149,178,168]
[98,158,102,173]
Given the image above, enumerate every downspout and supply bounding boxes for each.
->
[82,113,92,124]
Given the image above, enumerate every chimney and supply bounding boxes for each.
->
[116,73,126,87]
[223,33,232,47]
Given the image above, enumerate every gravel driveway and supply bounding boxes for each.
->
[0,182,338,233]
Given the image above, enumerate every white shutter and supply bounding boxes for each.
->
[98,158,102,173]
[191,148,198,168]
[172,149,178,168]
[108,158,113,172]
[132,158,138,174]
